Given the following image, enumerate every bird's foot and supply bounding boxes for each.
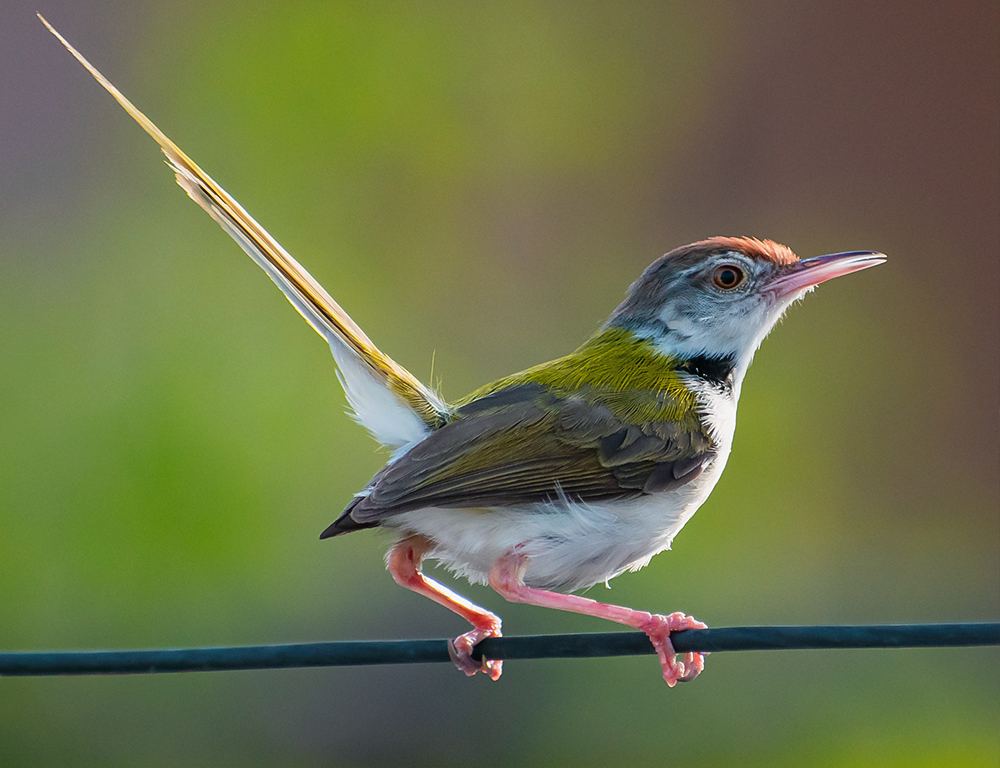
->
[448,621,503,681]
[636,612,708,687]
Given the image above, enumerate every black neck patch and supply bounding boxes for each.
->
[678,354,737,389]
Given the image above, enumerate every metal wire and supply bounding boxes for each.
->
[1,623,996,677]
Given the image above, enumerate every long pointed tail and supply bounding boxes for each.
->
[39,15,450,447]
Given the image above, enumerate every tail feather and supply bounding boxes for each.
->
[40,14,450,448]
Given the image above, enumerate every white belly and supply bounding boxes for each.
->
[387,379,738,592]
[388,444,731,592]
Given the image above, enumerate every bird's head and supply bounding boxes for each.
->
[609,236,885,386]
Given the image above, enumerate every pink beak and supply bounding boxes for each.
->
[770,250,886,298]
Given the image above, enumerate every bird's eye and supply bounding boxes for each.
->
[712,264,745,290]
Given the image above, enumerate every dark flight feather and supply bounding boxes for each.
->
[322,382,715,536]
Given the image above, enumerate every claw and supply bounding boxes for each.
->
[448,624,502,680]
[637,612,708,687]
[387,537,505,681]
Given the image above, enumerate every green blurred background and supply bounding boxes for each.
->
[2,1,997,765]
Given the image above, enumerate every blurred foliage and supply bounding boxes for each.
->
[1,1,997,766]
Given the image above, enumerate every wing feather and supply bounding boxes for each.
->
[330,384,714,529]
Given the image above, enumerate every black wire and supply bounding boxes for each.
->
[0,623,995,677]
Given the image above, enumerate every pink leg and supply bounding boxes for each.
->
[488,551,706,686]
[387,536,503,681]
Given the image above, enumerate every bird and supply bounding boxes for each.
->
[41,15,885,686]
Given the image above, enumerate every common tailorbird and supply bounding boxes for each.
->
[42,16,885,685]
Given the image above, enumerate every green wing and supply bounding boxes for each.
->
[326,380,715,534]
